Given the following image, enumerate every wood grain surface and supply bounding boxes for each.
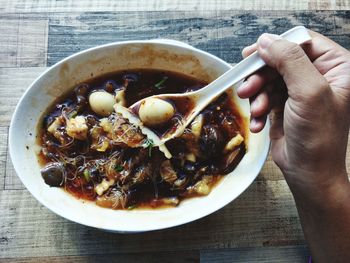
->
[0,0,349,262]
[0,0,350,13]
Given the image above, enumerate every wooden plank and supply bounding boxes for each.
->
[1,0,349,13]
[0,67,46,190]
[334,10,350,36]
[0,250,199,263]
[309,0,350,9]
[260,134,350,181]
[0,17,18,67]
[0,127,8,190]
[0,67,47,126]
[45,10,350,66]
[0,0,313,14]
[4,147,24,190]
[0,10,346,68]
[257,156,284,181]
[0,180,303,258]
[201,245,309,263]
[0,16,48,67]
[309,0,333,9]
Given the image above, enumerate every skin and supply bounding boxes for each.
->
[237,31,350,263]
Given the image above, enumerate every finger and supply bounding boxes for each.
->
[237,67,278,98]
[256,33,328,100]
[268,78,288,111]
[304,30,350,62]
[242,43,257,58]
[269,109,284,140]
[269,109,286,169]
[250,115,267,133]
[250,90,269,118]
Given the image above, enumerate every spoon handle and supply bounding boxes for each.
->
[197,26,312,103]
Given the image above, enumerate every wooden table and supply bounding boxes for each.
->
[1,1,349,262]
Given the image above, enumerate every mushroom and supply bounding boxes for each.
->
[199,124,225,159]
[220,143,246,174]
[41,162,65,187]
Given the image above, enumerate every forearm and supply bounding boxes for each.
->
[288,174,350,263]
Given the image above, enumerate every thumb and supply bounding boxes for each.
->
[256,33,329,101]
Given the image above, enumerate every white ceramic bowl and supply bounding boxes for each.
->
[9,40,270,232]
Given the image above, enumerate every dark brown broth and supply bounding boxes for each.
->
[38,69,247,210]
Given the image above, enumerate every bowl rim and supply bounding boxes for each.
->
[9,39,270,232]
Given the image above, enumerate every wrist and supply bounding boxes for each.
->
[286,170,350,210]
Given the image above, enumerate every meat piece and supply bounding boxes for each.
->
[110,114,145,148]
[190,114,203,138]
[180,132,201,158]
[160,160,177,184]
[224,133,244,153]
[185,153,196,162]
[187,175,213,196]
[131,164,151,185]
[115,89,126,107]
[46,116,72,145]
[90,126,110,152]
[66,116,88,140]
[96,188,127,209]
[100,118,113,134]
[124,148,148,171]
[95,178,115,196]
[221,115,240,138]
[47,117,63,134]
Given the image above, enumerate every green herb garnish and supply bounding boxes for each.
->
[154,76,168,89]
[127,204,137,210]
[143,138,154,157]
[68,110,78,118]
[114,164,124,172]
[83,169,90,182]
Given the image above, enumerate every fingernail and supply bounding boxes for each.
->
[258,33,281,50]
[250,96,260,112]
[237,80,248,94]
[250,118,258,130]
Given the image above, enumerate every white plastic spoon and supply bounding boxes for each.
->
[115,26,311,157]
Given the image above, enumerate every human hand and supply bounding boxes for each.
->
[237,31,350,197]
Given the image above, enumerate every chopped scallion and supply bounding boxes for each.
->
[154,76,168,89]
[83,169,90,182]
[68,110,78,118]
[143,138,154,157]
[127,204,137,210]
[114,164,124,172]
